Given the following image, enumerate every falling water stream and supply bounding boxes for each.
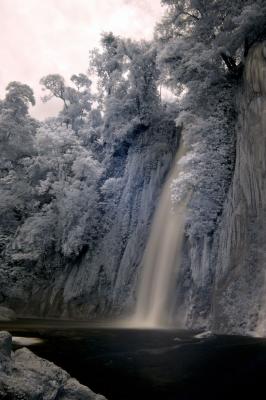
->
[130,141,188,328]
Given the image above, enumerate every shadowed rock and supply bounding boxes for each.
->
[0,306,16,321]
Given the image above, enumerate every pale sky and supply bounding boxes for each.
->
[0,0,163,119]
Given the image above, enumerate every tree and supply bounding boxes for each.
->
[90,33,162,144]
[90,32,125,100]
[0,82,36,150]
[70,73,92,91]
[155,0,266,239]
[157,0,266,80]
[0,82,38,254]
[40,74,66,104]
[5,81,35,115]
[12,121,103,260]
[40,73,93,131]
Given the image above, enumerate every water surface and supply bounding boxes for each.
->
[1,319,266,400]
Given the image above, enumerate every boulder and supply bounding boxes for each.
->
[59,378,108,400]
[0,331,107,400]
[0,306,16,321]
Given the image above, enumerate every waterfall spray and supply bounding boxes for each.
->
[130,140,188,328]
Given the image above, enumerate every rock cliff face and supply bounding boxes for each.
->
[177,41,266,336]
[59,118,178,319]
[5,114,179,319]
[212,41,266,335]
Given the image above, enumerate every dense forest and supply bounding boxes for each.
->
[1,0,266,334]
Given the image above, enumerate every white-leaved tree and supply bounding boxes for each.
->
[156,0,266,237]
[0,82,38,253]
[40,73,94,132]
[12,121,103,260]
[90,33,161,143]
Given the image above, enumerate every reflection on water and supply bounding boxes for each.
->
[1,319,266,400]
[12,336,44,346]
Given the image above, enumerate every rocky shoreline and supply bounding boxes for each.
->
[0,331,107,399]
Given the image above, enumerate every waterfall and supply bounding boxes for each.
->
[130,141,187,328]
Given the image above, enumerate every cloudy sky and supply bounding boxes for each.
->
[0,0,163,119]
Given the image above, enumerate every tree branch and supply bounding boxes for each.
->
[221,52,239,73]
[182,11,200,20]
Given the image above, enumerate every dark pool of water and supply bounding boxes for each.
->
[1,319,266,400]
